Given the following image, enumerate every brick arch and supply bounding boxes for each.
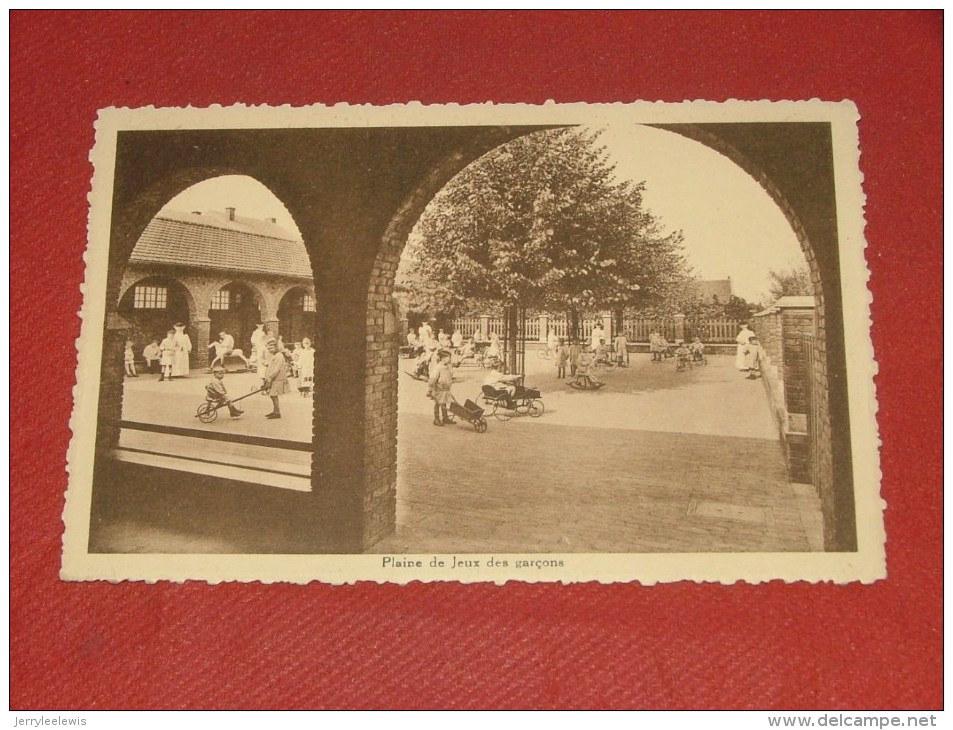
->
[98,166,315,453]
[274,283,316,314]
[654,123,826,303]
[203,278,272,319]
[363,123,855,552]
[361,133,542,545]
[276,284,318,345]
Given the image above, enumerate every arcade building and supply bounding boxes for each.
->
[118,207,316,369]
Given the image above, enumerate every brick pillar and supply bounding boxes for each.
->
[602,313,613,339]
[479,315,490,340]
[194,317,211,369]
[97,313,131,454]
[674,313,686,341]
[263,318,280,341]
[538,314,549,343]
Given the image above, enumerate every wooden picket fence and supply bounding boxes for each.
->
[450,313,742,343]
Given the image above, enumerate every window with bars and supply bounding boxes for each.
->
[302,294,315,312]
[210,290,230,310]
[133,285,167,309]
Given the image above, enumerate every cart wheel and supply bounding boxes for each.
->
[474,418,487,433]
[494,404,513,421]
[196,402,218,423]
[528,399,545,418]
[474,393,490,415]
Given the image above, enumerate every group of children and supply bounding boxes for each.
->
[202,336,317,421]
[124,323,192,382]
[124,329,317,422]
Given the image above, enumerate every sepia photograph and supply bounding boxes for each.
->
[62,101,882,584]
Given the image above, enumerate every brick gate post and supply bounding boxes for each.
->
[674,313,686,341]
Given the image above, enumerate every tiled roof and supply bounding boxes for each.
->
[130,209,312,279]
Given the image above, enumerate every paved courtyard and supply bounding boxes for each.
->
[112,352,822,553]
[375,352,822,553]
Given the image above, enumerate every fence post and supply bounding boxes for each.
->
[479,314,490,339]
[674,313,686,342]
[538,314,548,343]
[602,313,613,339]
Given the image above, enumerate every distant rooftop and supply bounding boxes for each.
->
[679,278,733,302]
[129,208,312,279]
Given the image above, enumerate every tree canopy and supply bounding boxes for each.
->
[398,128,687,318]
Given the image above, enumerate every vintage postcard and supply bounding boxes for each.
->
[61,101,883,584]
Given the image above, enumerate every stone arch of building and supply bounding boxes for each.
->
[118,273,200,322]
[365,123,855,552]
[196,277,270,317]
[116,274,200,360]
[202,279,270,360]
[276,285,318,345]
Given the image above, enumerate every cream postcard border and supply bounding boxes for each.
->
[61,100,884,584]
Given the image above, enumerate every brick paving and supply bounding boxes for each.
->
[373,353,822,553]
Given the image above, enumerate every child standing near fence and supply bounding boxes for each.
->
[123,340,138,378]
[745,337,762,379]
[614,331,629,366]
[690,336,706,362]
[554,337,569,379]
[569,339,582,376]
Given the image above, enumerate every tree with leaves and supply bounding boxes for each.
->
[766,265,813,302]
[400,127,687,369]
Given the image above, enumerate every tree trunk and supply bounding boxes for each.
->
[505,304,519,374]
[613,307,625,337]
[568,308,580,343]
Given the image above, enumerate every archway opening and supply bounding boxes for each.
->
[118,276,195,371]
[369,124,833,554]
[92,173,321,554]
[209,282,262,364]
[277,286,317,345]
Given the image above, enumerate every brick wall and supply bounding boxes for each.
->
[752,305,817,485]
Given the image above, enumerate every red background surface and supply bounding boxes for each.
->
[10,11,942,709]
